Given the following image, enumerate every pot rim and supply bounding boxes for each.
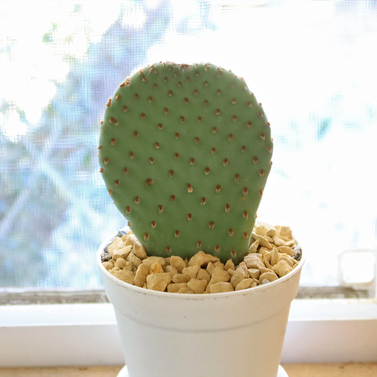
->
[97,221,306,300]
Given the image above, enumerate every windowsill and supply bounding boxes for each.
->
[0,299,376,368]
[1,364,377,377]
[0,286,371,306]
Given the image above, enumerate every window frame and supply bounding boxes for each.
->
[0,299,376,367]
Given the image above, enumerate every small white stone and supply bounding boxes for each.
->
[167,283,187,293]
[230,270,244,288]
[170,255,186,273]
[244,253,264,269]
[224,259,235,271]
[266,228,277,237]
[187,278,207,294]
[273,260,293,277]
[208,267,231,285]
[134,264,149,287]
[254,224,267,236]
[172,273,191,283]
[248,268,260,279]
[127,251,142,267]
[247,239,259,254]
[107,237,124,255]
[142,256,166,267]
[235,262,249,278]
[182,265,201,279]
[133,243,147,259]
[209,282,234,293]
[177,287,194,294]
[259,271,278,282]
[270,247,279,266]
[102,261,114,270]
[165,265,178,277]
[150,261,164,274]
[252,232,273,249]
[146,273,172,291]
[206,262,216,276]
[277,246,295,257]
[111,269,135,285]
[279,226,293,240]
[197,268,211,282]
[112,245,132,260]
[115,258,127,269]
[272,236,286,246]
[188,250,220,267]
[235,278,254,291]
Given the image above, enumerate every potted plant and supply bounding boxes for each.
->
[97,62,304,377]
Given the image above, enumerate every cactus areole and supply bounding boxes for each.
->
[99,62,273,264]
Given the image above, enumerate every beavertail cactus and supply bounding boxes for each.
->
[98,62,273,264]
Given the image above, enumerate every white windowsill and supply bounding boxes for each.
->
[0,299,376,368]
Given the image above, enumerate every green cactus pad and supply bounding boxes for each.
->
[99,62,273,264]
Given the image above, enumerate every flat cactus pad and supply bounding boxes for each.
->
[99,62,273,264]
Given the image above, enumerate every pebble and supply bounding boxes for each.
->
[101,224,301,294]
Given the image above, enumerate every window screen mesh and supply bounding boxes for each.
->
[0,0,376,288]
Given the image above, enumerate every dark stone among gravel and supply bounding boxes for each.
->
[101,251,112,263]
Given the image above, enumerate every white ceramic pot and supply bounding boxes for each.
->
[98,226,305,377]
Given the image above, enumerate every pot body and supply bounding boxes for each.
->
[98,232,304,377]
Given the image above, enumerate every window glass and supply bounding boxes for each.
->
[0,0,376,288]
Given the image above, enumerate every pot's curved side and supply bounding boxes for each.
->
[98,226,305,377]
